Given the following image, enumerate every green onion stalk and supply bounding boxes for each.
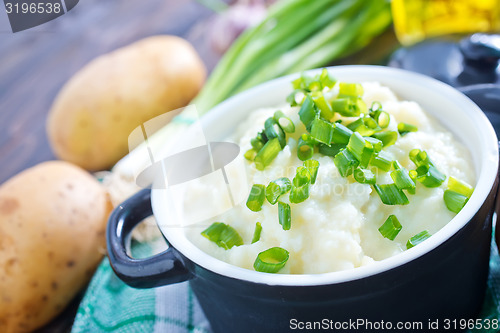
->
[112,0,392,188]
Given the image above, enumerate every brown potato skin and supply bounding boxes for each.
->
[47,35,206,170]
[0,161,113,332]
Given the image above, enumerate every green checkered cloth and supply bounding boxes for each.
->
[71,240,210,333]
[72,238,500,333]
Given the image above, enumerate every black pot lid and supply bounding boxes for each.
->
[460,84,500,139]
[389,34,500,136]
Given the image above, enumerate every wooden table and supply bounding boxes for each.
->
[0,1,398,331]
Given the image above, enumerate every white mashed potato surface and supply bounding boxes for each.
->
[185,82,475,274]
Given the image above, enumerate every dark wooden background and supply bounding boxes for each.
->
[0,0,397,331]
[0,0,221,185]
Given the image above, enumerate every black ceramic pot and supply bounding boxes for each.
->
[107,66,500,333]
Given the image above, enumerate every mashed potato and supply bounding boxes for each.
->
[186,81,475,274]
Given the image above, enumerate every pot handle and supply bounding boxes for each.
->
[107,188,191,288]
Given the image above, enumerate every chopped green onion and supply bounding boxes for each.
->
[250,137,264,151]
[372,131,398,147]
[266,177,292,205]
[278,201,291,230]
[346,117,375,136]
[264,117,286,148]
[354,168,376,185]
[312,91,335,119]
[331,123,353,144]
[370,101,382,112]
[318,68,336,89]
[297,135,315,161]
[334,148,359,177]
[409,149,431,168]
[254,138,281,170]
[293,166,311,187]
[201,222,243,250]
[406,230,431,249]
[253,247,289,273]
[444,190,469,214]
[370,151,393,172]
[447,176,474,198]
[246,184,266,212]
[244,148,257,161]
[338,82,364,97]
[251,222,262,244]
[364,136,383,153]
[289,184,310,203]
[303,159,320,184]
[286,89,303,107]
[310,118,334,144]
[416,164,445,188]
[347,132,374,168]
[371,110,390,128]
[318,143,345,157]
[298,95,318,129]
[292,73,316,91]
[274,110,295,133]
[398,122,418,136]
[373,183,409,205]
[391,167,416,191]
[332,98,365,117]
[378,215,402,240]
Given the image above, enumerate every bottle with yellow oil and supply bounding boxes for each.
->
[392,0,500,45]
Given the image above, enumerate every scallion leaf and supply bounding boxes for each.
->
[253,247,289,273]
[332,123,353,144]
[297,135,315,161]
[332,98,364,117]
[274,110,295,133]
[372,131,398,147]
[416,164,446,188]
[266,177,292,205]
[286,89,304,107]
[354,168,376,184]
[443,190,469,214]
[312,91,335,119]
[298,95,318,129]
[244,148,257,161]
[318,143,345,157]
[246,184,266,212]
[338,82,364,97]
[251,222,262,244]
[364,136,383,153]
[201,222,243,250]
[370,151,393,172]
[254,138,281,170]
[378,215,402,240]
[289,184,310,203]
[250,137,264,151]
[406,230,431,249]
[278,201,291,230]
[398,122,418,136]
[447,176,474,198]
[303,159,320,184]
[371,110,390,128]
[293,166,311,187]
[318,68,336,89]
[347,117,375,136]
[310,118,334,144]
[334,148,359,177]
[264,117,286,148]
[373,183,409,205]
[391,167,416,191]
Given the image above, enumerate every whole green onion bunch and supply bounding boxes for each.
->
[193,0,392,114]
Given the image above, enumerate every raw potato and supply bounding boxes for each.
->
[47,35,206,170]
[0,161,113,332]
